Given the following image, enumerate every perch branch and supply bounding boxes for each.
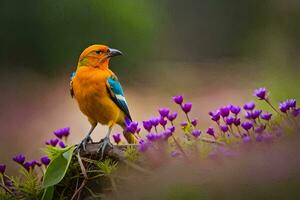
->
[79,142,138,161]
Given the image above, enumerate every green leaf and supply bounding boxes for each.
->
[41,186,54,200]
[42,146,75,188]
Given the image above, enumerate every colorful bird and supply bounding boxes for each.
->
[70,44,136,155]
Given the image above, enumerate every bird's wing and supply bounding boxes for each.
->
[106,75,132,121]
[70,71,76,98]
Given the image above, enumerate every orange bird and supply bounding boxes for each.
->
[70,44,136,154]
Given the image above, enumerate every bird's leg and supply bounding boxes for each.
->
[97,127,113,159]
[77,124,97,152]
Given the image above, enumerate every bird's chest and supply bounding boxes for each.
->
[71,67,122,124]
[73,68,111,108]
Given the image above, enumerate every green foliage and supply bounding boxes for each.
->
[43,145,67,161]
[42,145,75,188]
[96,159,117,177]
[182,123,193,135]
[124,146,140,162]
[0,191,14,200]
[19,169,42,199]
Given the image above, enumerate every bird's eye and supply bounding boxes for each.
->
[95,50,101,54]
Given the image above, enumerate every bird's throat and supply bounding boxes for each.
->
[78,57,109,70]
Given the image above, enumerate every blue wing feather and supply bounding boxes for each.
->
[107,76,132,121]
[70,71,76,97]
[70,71,76,80]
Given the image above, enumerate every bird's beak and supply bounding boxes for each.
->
[108,48,123,58]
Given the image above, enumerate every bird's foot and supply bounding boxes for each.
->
[76,136,93,152]
[97,136,113,159]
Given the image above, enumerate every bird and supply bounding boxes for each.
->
[70,44,136,155]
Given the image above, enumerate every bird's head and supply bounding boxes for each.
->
[78,44,123,69]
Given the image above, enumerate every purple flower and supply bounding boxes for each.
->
[58,141,66,148]
[180,122,188,127]
[163,129,173,139]
[219,106,230,117]
[112,133,121,144]
[251,110,262,119]
[254,88,268,100]
[136,127,141,134]
[158,108,170,117]
[292,108,300,117]
[155,133,163,140]
[143,120,152,132]
[256,134,264,142]
[230,105,241,115]
[286,99,296,108]
[243,102,255,110]
[40,156,51,166]
[168,126,175,133]
[233,118,241,126]
[279,102,289,113]
[225,116,235,125]
[241,121,253,131]
[146,133,156,141]
[138,140,149,152]
[53,127,70,139]
[29,160,40,168]
[0,164,6,174]
[23,162,31,171]
[181,103,192,113]
[220,125,229,132]
[245,111,252,119]
[191,119,198,126]
[192,130,201,138]
[22,160,39,171]
[46,138,59,147]
[126,122,139,133]
[206,127,215,138]
[13,154,25,164]
[172,95,183,105]
[261,112,272,121]
[255,125,266,133]
[209,110,220,121]
[242,135,251,143]
[171,151,180,158]
[167,112,178,121]
[159,117,168,127]
[150,117,160,127]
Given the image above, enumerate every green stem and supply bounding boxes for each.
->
[265,99,281,115]
[216,121,224,137]
[172,135,188,160]
[185,113,191,123]
[236,126,242,136]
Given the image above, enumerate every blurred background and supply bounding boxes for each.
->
[0,0,299,172]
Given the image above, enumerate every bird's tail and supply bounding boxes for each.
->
[123,116,138,144]
[123,131,137,144]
